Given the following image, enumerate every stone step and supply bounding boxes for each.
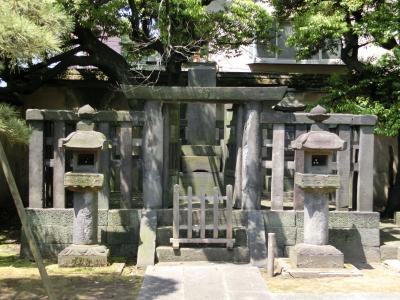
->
[178,172,225,195]
[181,156,221,173]
[156,246,250,263]
[181,145,222,156]
[157,226,247,247]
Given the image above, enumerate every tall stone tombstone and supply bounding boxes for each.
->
[186,63,217,145]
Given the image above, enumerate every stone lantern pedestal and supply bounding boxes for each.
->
[58,105,109,267]
[290,106,345,268]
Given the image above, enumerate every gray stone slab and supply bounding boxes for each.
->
[122,86,288,103]
[137,263,271,300]
[137,210,157,267]
[263,211,296,227]
[266,227,297,247]
[291,244,344,268]
[26,208,74,226]
[247,210,267,267]
[156,246,249,263]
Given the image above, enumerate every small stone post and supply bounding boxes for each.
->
[58,105,109,267]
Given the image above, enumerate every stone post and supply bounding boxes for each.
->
[120,122,132,208]
[52,121,65,208]
[28,121,44,208]
[303,192,329,245]
[186,64,217,145]
[98,122,110,209]
[241,101,262,210]
[143,100,164,209]
[233,105,244,208]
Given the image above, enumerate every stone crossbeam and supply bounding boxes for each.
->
[121,86,288,103]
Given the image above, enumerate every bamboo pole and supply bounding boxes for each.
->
[0,140,56,300]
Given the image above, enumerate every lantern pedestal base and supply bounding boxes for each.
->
[58,244,109,267]
[290,243,344,268]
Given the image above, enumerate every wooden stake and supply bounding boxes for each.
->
[0,140,56,300]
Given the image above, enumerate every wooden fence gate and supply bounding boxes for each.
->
[170,184,235,249]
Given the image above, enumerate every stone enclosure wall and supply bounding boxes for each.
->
[22,208,380,263]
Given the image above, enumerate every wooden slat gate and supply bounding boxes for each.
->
[170,184,235,249]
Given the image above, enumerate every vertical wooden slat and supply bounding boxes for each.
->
[200,192,206,239]
[336,124,351,211]
[187,186,193,239]
[98,122,110,209]
[213,187,219,239]
[357,125,374,212]
[226,185,233,249]
[271,124,285,210]
[172,184,180,249]
[29,121,44,208]
[120,122,132,208]
[293,124,306,210]
[52,121,65,208]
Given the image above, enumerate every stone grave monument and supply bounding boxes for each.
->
[58,105,109,267]
[290,105,345,268]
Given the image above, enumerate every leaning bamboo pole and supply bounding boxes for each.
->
[0,140,56,300]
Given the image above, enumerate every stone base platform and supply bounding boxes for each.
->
[58,244,109,267]
[277,258,362,278]
[156,246,249,263]
[290,243,344,268]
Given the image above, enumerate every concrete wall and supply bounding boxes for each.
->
[22,208,380,263]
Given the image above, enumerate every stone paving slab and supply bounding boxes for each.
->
[137,263,271,300]
[269,293,400,300]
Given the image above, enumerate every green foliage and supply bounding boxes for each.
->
[321,48,400,136]
[66,0,273,62]
[0,0,73,67]
[0,104,31,144]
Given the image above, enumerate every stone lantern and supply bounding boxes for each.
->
[58,104,109,267]
[290,105,345,268]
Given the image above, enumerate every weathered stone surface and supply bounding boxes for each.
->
[26,208,74,226]
[108,209,135,226]
[263,211,296,227]
[143,100,163,209]
[181,156,221,173]
[178,172,224,196]
[28,121,44,208]
[156,246,250,263]
[330,228,380,247]
[181,145,222,156]
[242,101,262,209]
[380,244,399,260]
[247,211,267,267]
[44,225,73,244]
[291,243,344,268]
[329,212,379,229]
[58,244,109,267]
[384,259,400,273]
[64,172,104,191]
[295,173,340,190]
[304,192,329,245]
[98,209,108,226]
[137,210,157,267]
[73,192,98,245]
[266,227,297,246]
[106,226,139,245]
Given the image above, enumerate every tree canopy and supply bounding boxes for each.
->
[0,0,273,102]
[271,0,400,136]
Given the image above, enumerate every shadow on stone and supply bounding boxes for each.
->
[138,275,179,300]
